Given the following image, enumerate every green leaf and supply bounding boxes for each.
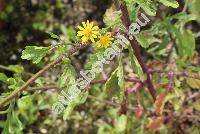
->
[114,115,127,133]
[7,65,24,74]
[73,91,89,105]
[175,29,195,59]
[3,102,23,134]
[57,63,76,88]
[47,32,59,39]
[103,8,122,28]
[117,55,125,99]
[129,3,140,22]
[60,25,76,42]
[104,55,125,101]
[21,46,50,64]
[63,103,76,120]
[0,65,24,74]
[0,73,9,83]
[105,68,120,94]
[0,121,5,128]
[159,0,179,8]
[6,74,24,90]
[136,32,160,48]
[136,0,157,16]
[63,91,88,120]
[58,64,89,119]
[97,123,114,134]
[189,0,200,21]
[171,12,197,24]
[128,46,147,81]
[85,48,106,69]
[17,96,32,110]
[32,22,46,31]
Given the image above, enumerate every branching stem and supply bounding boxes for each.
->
[0,43,89,108]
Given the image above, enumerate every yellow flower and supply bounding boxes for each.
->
[77,20,99,43]
[96,33,114,48]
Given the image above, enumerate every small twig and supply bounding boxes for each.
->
[29,84,137,112]
[166,71,174,92]
[182,0,190,12]
[165,33,176,64]
[128,82,143,93]
[149,69,200,80]
[124,77,142,83]
[30,85,59,92]
[90,79,107,85]
[186,92,200,101]
[120,88,130,114]
[91,77,142,85]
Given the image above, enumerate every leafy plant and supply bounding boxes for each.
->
[0,0,200,133]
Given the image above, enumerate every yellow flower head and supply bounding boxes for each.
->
[96,33,114,48]
[77,20,99,43]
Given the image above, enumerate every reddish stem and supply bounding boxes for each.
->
[128,82,143,93]
[120,2,156,100]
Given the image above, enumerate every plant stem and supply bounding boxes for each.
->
[149,69,200,80]
[128,82,143,93]
[0,43,89,108]
[120,2,156,100]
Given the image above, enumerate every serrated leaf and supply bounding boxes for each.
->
[21,46,50,64]
[136,0,157,16]
[129,4,139,22]
[159,0,179,8]
[104,7,122,28]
